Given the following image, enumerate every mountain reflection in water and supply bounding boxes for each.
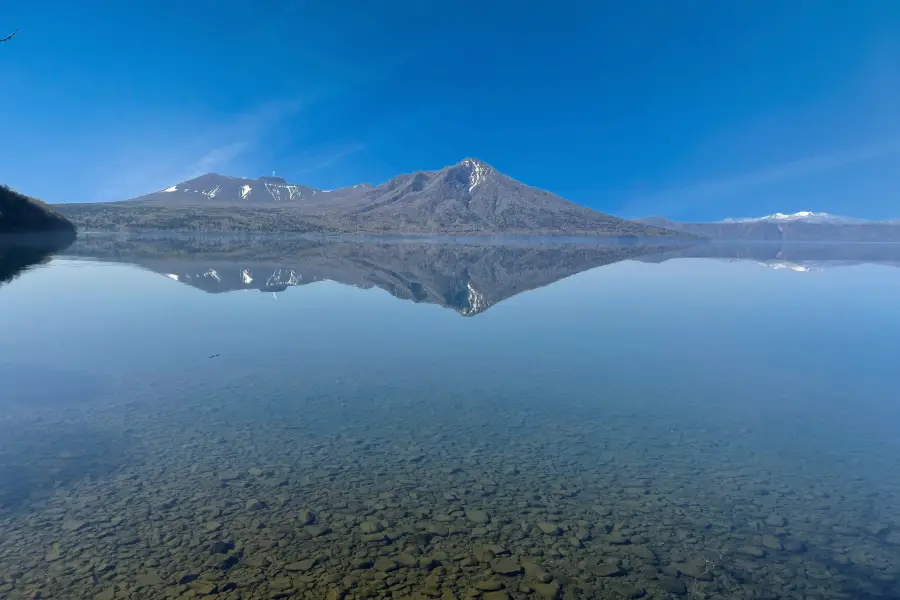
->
[63,234,900,316]
[64,234,683,316]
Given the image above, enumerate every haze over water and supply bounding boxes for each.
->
[2,236,900,600]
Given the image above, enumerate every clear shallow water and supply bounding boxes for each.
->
[1,236,900,600]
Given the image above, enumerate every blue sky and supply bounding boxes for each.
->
[1,1,899,220]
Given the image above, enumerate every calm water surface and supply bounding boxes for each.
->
[1,236,900,600]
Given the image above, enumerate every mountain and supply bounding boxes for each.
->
[1,185,77,235]
[721,211,873,225]
[65,233,680,316]
[635,212,900,242]
[134,173,321,205]
[56,159,683,238]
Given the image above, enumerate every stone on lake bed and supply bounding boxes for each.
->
[360,520,384,533]
[483,591,510,600]
[373,557,398,572]
[765,514,786,527]
[298,509,316,525]
[739,546,765,557]
[188,581,218,595]
[210,540,234,554]
[307,525,331,537]
[674,562,712,580]
[533,582,561,600]
[425,522,450,537]
[475,579,504,591]
[491,557,522,575]
[245,498,266,510]
[533,570,553,584]
[361,532,391,543]
[594,562,622,577]
[135,570,163,586]
[46,543,63,561]
[466,509,490,524]
[627,545,656,560]
[244,556,271,568]
[474,545,496,562]
[93,588,116,600]
[762,535,783,550]
[537,522,562,536]
[604,533,631,545]
[396,553,418,567]
[610,583,645,598]
[285,558,318,572]
[270,576,293,590]
[61,519,88,532]
[659,578,687,595]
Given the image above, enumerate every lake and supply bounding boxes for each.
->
[1,234,900,600]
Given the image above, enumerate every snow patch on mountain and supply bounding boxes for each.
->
[460,282,488,316]
[723,211,868,224]
[757,261,817,273]
[266,269,300,288]
[462,158,489,193]
[286,185,303,201]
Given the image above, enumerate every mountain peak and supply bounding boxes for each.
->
[453,158,493,193]
[722,211,863,224]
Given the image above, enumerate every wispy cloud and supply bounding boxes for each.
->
[626,139,900,216]
[184,142,250,177]
[289,141,367,178]
[95,99,306,201]
[171,99,307,182]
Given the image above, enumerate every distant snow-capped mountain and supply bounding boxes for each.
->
[722,211,870,224]
[634,212,900,241]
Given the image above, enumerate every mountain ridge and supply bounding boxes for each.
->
[56,159,686,238]
[721,211,882,225]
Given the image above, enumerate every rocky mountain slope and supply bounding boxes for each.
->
[58,159,682,237]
